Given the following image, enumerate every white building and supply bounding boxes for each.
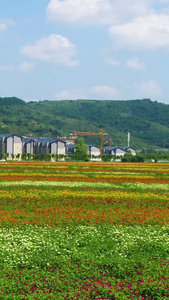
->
[0,133,22,160]
[34,138,66,156]
[22,138,36,155]
[88,145,101,161]
[103,146,136,157]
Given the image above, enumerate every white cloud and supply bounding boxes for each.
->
[90,85,119,99]
[133,80,162,98]
[109,13,169,50]
[0,19,14,33]
[159,0,169,3]
[0,23,6,32]
[125,57,145,71]
[54,89,87,100]
[54,85,119,100]
[47,0,116,25]
[140,80,162,96]
[19,62,35,72]
[0,65,13,71]
[104,57,120,66]
[21,34,78,66]
[46,0,152,25]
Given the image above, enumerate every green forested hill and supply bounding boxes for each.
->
[0,97,169,150]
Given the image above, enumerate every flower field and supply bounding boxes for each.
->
[0,161,169,299]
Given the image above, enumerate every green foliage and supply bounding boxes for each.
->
[21,153,26,160]
[101,154,113,161]
[0,97,25,106]
[75,137,88,161]
[121,152,145,162]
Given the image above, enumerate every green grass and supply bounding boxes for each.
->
[0,225,168,299]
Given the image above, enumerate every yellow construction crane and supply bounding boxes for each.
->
[105,138,140,146]
[105,132,141,147]
[69,129,108,153]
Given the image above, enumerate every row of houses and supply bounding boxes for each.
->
[0,134,66,159]
[102,145,136,156]
[0,133,136,160]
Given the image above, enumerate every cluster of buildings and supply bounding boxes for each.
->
[0,133,136,160]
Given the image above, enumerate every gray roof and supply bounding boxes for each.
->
[104,146,119,150]
[0,134,12,138]
[120,147,135,151]
[35,137,66,144]
[104,146,132,150]
[35,137,56,143]
[22,138,36,144]
[0,133,22,138]
[51,138,66,144]
[88,145,100,149]
[66,144,76,148]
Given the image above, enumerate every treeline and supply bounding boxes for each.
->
[0,152,65,161]
[1,151,169,163]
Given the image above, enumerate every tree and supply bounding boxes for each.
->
[15,153,21,160]
[75,138,88,161]
[121,152,145,162]
[21,153,26,160]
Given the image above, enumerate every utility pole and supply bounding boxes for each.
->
[127,132,130,147]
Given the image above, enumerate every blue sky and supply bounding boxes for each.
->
[1,0,169,104]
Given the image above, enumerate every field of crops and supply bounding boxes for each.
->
[0,161,169,299]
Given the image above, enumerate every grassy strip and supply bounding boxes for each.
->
[1,180,169,191]
[0,225,168,268]
[0,225,168,299]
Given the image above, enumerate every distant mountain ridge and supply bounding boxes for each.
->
[0,97,169,150]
